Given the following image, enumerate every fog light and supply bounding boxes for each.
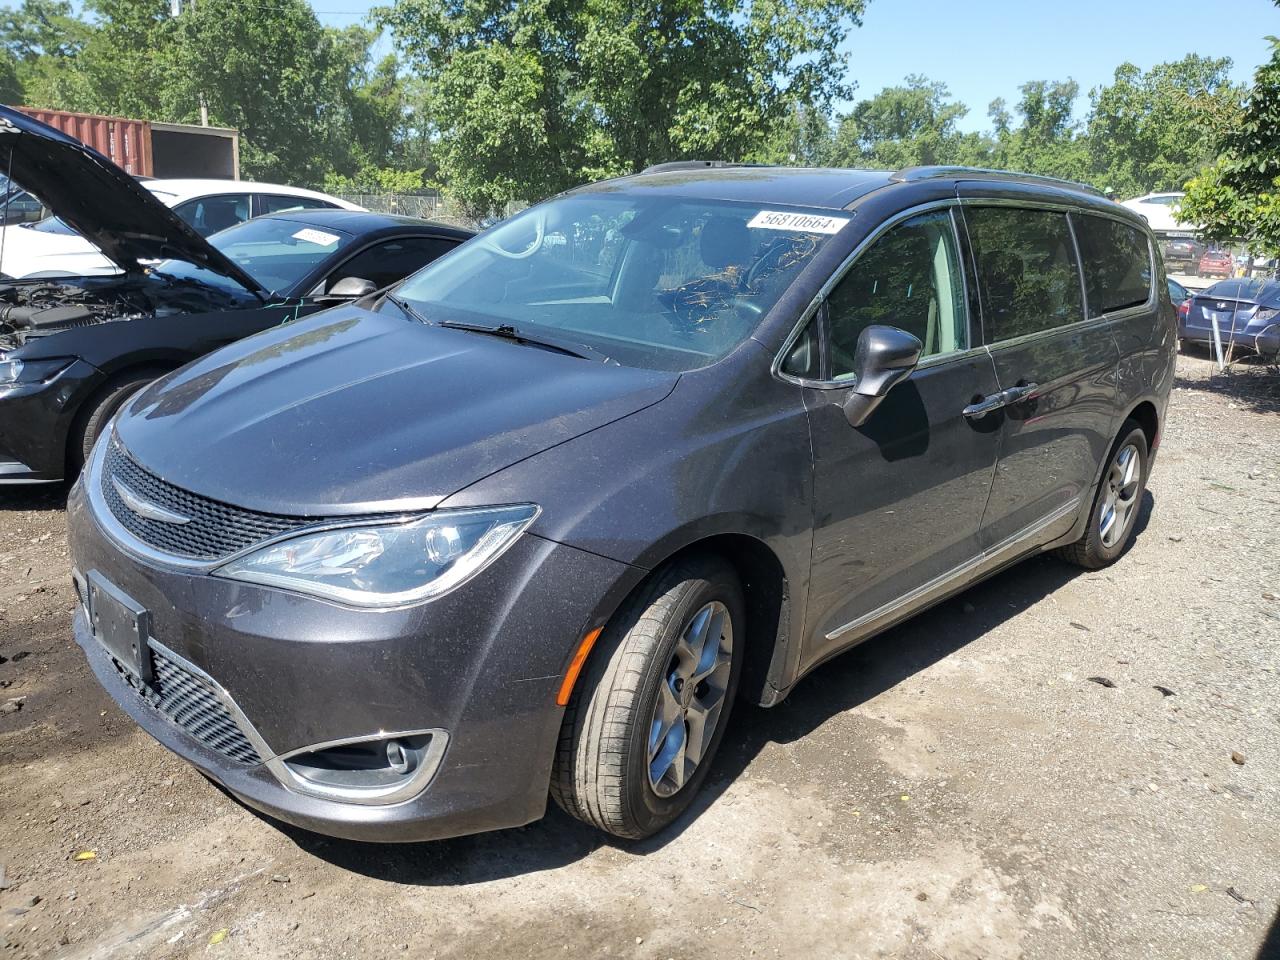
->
[270,729,448,805]
[386,738,410,775]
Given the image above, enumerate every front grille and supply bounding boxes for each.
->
[145,648,262,764]
[101,440,312,561]
[100,639,264,765]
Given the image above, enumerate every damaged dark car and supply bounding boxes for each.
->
[0,106,472,483]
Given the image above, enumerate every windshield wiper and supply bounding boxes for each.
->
[436,319,610,362]
[382,291,430,325]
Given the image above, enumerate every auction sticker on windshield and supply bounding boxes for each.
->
[747,210,850,234]
[292,228,341,246]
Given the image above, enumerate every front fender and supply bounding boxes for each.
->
[439,346,816,698]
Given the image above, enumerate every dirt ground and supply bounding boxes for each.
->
[1,352,1278,960]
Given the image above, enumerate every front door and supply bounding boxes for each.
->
[789,206,1003,673]
[959,202,1122,550]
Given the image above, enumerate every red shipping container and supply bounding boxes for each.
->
[12,107,153,177]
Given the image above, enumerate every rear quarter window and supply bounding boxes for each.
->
[1073,215,1152,316]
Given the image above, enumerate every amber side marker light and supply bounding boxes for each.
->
[556,626,604,706]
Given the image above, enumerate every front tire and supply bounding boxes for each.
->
[1056,419,1149,569]
[551,555,743,839]
[69,369,163,475]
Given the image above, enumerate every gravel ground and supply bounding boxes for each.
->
[1,351,1277,960]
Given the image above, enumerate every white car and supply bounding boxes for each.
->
[1119,192,1196,234]
[0,179,362,278]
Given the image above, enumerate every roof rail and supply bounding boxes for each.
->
[640,160,751,174]
[891,165,1107,198]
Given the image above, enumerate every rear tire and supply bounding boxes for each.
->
[69,369,163,475]
[551,555,743,839]
[1055,419,1149,569]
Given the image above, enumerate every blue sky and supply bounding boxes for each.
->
[308,0,1280,133]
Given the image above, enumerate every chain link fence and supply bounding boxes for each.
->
[334,192,523,230]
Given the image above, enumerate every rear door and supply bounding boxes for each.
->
[959,199,1121,550]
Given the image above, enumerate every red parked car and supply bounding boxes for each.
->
[1198,250,1234,278]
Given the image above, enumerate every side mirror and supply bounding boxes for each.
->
[323,276,378,300]
[842,325,922,427]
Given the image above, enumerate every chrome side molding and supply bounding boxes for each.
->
[826,497,1081,642]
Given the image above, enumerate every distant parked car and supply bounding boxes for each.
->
[1180,279,1280,357]
[1197,250,1234,279]
[0,178,363,279]
[1167,277,1191,324]
[1161,236,1204,273]
[0,106,472,483]
[1121,192,1191,233]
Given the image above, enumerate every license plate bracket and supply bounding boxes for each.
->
[87,572,153,684]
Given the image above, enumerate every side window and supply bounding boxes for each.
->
[258,194,337,215]
[323,236,460,292]
[824,209,967,378]
[173,194,252,236]
[1072,214,1151,315]
[965,206,1083,342]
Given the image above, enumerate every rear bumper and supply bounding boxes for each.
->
[67,478,642,843]
[1179,321,1280,356]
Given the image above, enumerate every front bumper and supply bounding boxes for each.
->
[67,481,641,842]
[0,358,101,481]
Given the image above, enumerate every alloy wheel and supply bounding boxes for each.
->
[1099,442,1142,548]
[646,601,733,798]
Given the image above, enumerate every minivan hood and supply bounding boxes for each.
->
[114,306,678,515]
[0,107,265,296]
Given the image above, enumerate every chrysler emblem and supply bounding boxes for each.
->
[111,477,192,525]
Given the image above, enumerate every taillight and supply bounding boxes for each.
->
[1178,301,1190,320]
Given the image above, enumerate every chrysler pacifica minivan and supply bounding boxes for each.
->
[68,163,1175,841]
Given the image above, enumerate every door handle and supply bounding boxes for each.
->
[1003,382,1039,403]
[962,392,1010,419]
[962,382,1039,420]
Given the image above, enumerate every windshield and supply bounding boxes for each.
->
[27,216,76,235]
[394,192,844,371]
[155,216,355,295]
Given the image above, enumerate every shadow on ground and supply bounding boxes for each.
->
[279,493,1154,886]
[0,484,68,513]
[1175,351,1280,416]
[1258,907,1280,960]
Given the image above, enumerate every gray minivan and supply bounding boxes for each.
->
[67,163,1175,842]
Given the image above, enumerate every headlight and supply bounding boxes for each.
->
[215,504,539,607]
[0,356,73,385]
[1254,307,1279,324]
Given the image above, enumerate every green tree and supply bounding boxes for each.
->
[1087,55,1243,198]
[161,0,348,182]
[747,102,835,166]
[0,0,388,185]
[376,0,868,216]
[828,75,993,169]
[990,79,1090,182]
[0,0,94,105]
[1181,34,1280,257]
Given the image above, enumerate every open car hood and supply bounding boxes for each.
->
[0,107,266,296]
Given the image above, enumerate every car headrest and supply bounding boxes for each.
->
[700,216,751,269]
